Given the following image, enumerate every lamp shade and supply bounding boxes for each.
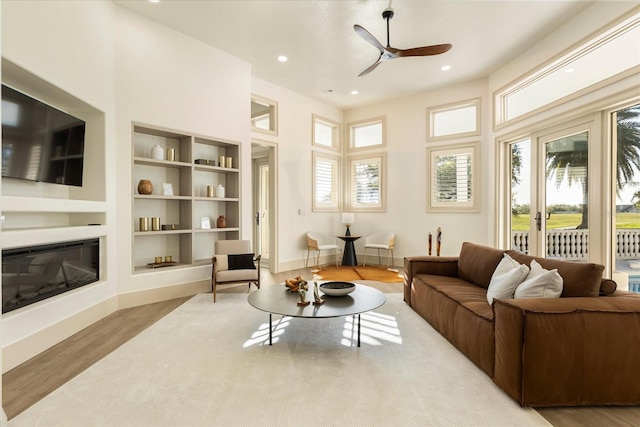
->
[342,213,354,224]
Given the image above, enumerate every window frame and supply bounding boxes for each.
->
[312,114,341,151]
[426,98,481,142]
[251,94,278,136]
[426,142,480,212]
[347,116,386,152]
[312,151,341,212]
[346,153,386,212]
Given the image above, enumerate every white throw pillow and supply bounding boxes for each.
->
[514,259,563,299]
[486,254,530,305]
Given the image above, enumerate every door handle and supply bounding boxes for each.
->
[535,212,542,231]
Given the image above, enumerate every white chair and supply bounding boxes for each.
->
[305,232,339,269]
[211,240,261,303]
[362,231,395,268]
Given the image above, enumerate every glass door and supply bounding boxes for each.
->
[543,131,589,260]
[504,121,594,261]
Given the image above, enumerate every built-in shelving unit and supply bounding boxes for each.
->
[132,123,240,274]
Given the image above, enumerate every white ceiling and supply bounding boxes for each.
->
[115,0,597,110]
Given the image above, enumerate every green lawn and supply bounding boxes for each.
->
[511,212,640,231]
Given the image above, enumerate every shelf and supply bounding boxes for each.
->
[134,229,190,236]
[193,197,239,202]
[194,227,240,233]
[1,196,107,213]
[2,225,108,249]
[134,195,191,201]
[132,122,241,274]
[134,157,191,169]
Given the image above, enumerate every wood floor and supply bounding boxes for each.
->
[3,267,640,425]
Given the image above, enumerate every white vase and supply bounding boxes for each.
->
[215,184,225,198]
[151,144,164,160]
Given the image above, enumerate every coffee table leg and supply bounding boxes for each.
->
[357,314,361,347]
[269,313,272,346]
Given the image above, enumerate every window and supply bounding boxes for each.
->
[348,117,385,151]
[312,152,340,212]
[251,95,278,135]
[347,154,385,211]
[427,99,480,141]
[427,143,479,212]
[312,115,340,151]
[495,12,640,126]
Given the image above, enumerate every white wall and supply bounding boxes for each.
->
[251,77,344,269]
[343,79,491,257]
[114,6,252,295]
[1,0,118,370]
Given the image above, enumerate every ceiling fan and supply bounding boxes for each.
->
[354,7,452,77]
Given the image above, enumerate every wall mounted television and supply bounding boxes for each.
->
[1,84,86,187]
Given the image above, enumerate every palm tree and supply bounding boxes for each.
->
[546,104,640,229]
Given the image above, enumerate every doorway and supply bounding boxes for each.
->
[505,119,596,261]
[251,140,278,271]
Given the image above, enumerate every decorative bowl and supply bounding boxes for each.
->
[319,281,356,296]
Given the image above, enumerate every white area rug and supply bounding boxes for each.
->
[10,291,550,426]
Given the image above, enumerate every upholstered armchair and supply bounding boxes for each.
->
[211,240,261,303]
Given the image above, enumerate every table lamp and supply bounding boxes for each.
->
[342,213,354,236]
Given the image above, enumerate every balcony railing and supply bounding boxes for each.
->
[511,229,640,260]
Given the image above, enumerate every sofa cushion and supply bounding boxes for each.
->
[514,260,563,299]
[506,250,604,297]
[417,274,494,321]
[458,242,506,289]
[487,254,530,304]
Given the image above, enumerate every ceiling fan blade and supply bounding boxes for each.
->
[353,24,385,53]
[396,44,452,58]
[358,58,383,77]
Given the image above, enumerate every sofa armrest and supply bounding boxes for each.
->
[494,295,640,406]
[403,256,458,306]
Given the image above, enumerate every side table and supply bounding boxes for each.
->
[337,235,361,266]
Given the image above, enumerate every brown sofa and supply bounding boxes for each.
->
[404,241,640,407]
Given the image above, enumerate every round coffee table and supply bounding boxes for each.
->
[247,283,386,347]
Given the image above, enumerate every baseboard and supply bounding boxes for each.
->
[2,296,118,373]
[117,279,211,309]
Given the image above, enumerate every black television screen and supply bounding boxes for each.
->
[1,84,85,187]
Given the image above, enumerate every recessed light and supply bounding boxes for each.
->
[149,0,160,3]
[564,68,576,73]
[350,90,359,95]
[277,55,288,63]
[441,65,451,71]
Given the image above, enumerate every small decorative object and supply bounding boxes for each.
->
[166,148,175,161]
[162,183,174,196]
[154,256,163,264]
[319,281,356,296]
[161,224,177,230]
[207,185,214,198]
[195,159,212,165]
[215,184,225,198]
[216,215,227,228]
[225,157,233,168]
[139,217,149,232]
[313,281,324,306]
[138,179,153,195]
[151,217,160,231]
[151,144,164,160]
[297,280,310,307]
[428,233,432,256]
[342,212,354,236]
[219,155,226,167]
[437,227,442,257]
[285,276,306,292]
[165,255,172,263]
[201,217,211,229]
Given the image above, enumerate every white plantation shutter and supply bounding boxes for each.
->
[349,155,384,210]
[313,153,339,211]
[428,143,479,212]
